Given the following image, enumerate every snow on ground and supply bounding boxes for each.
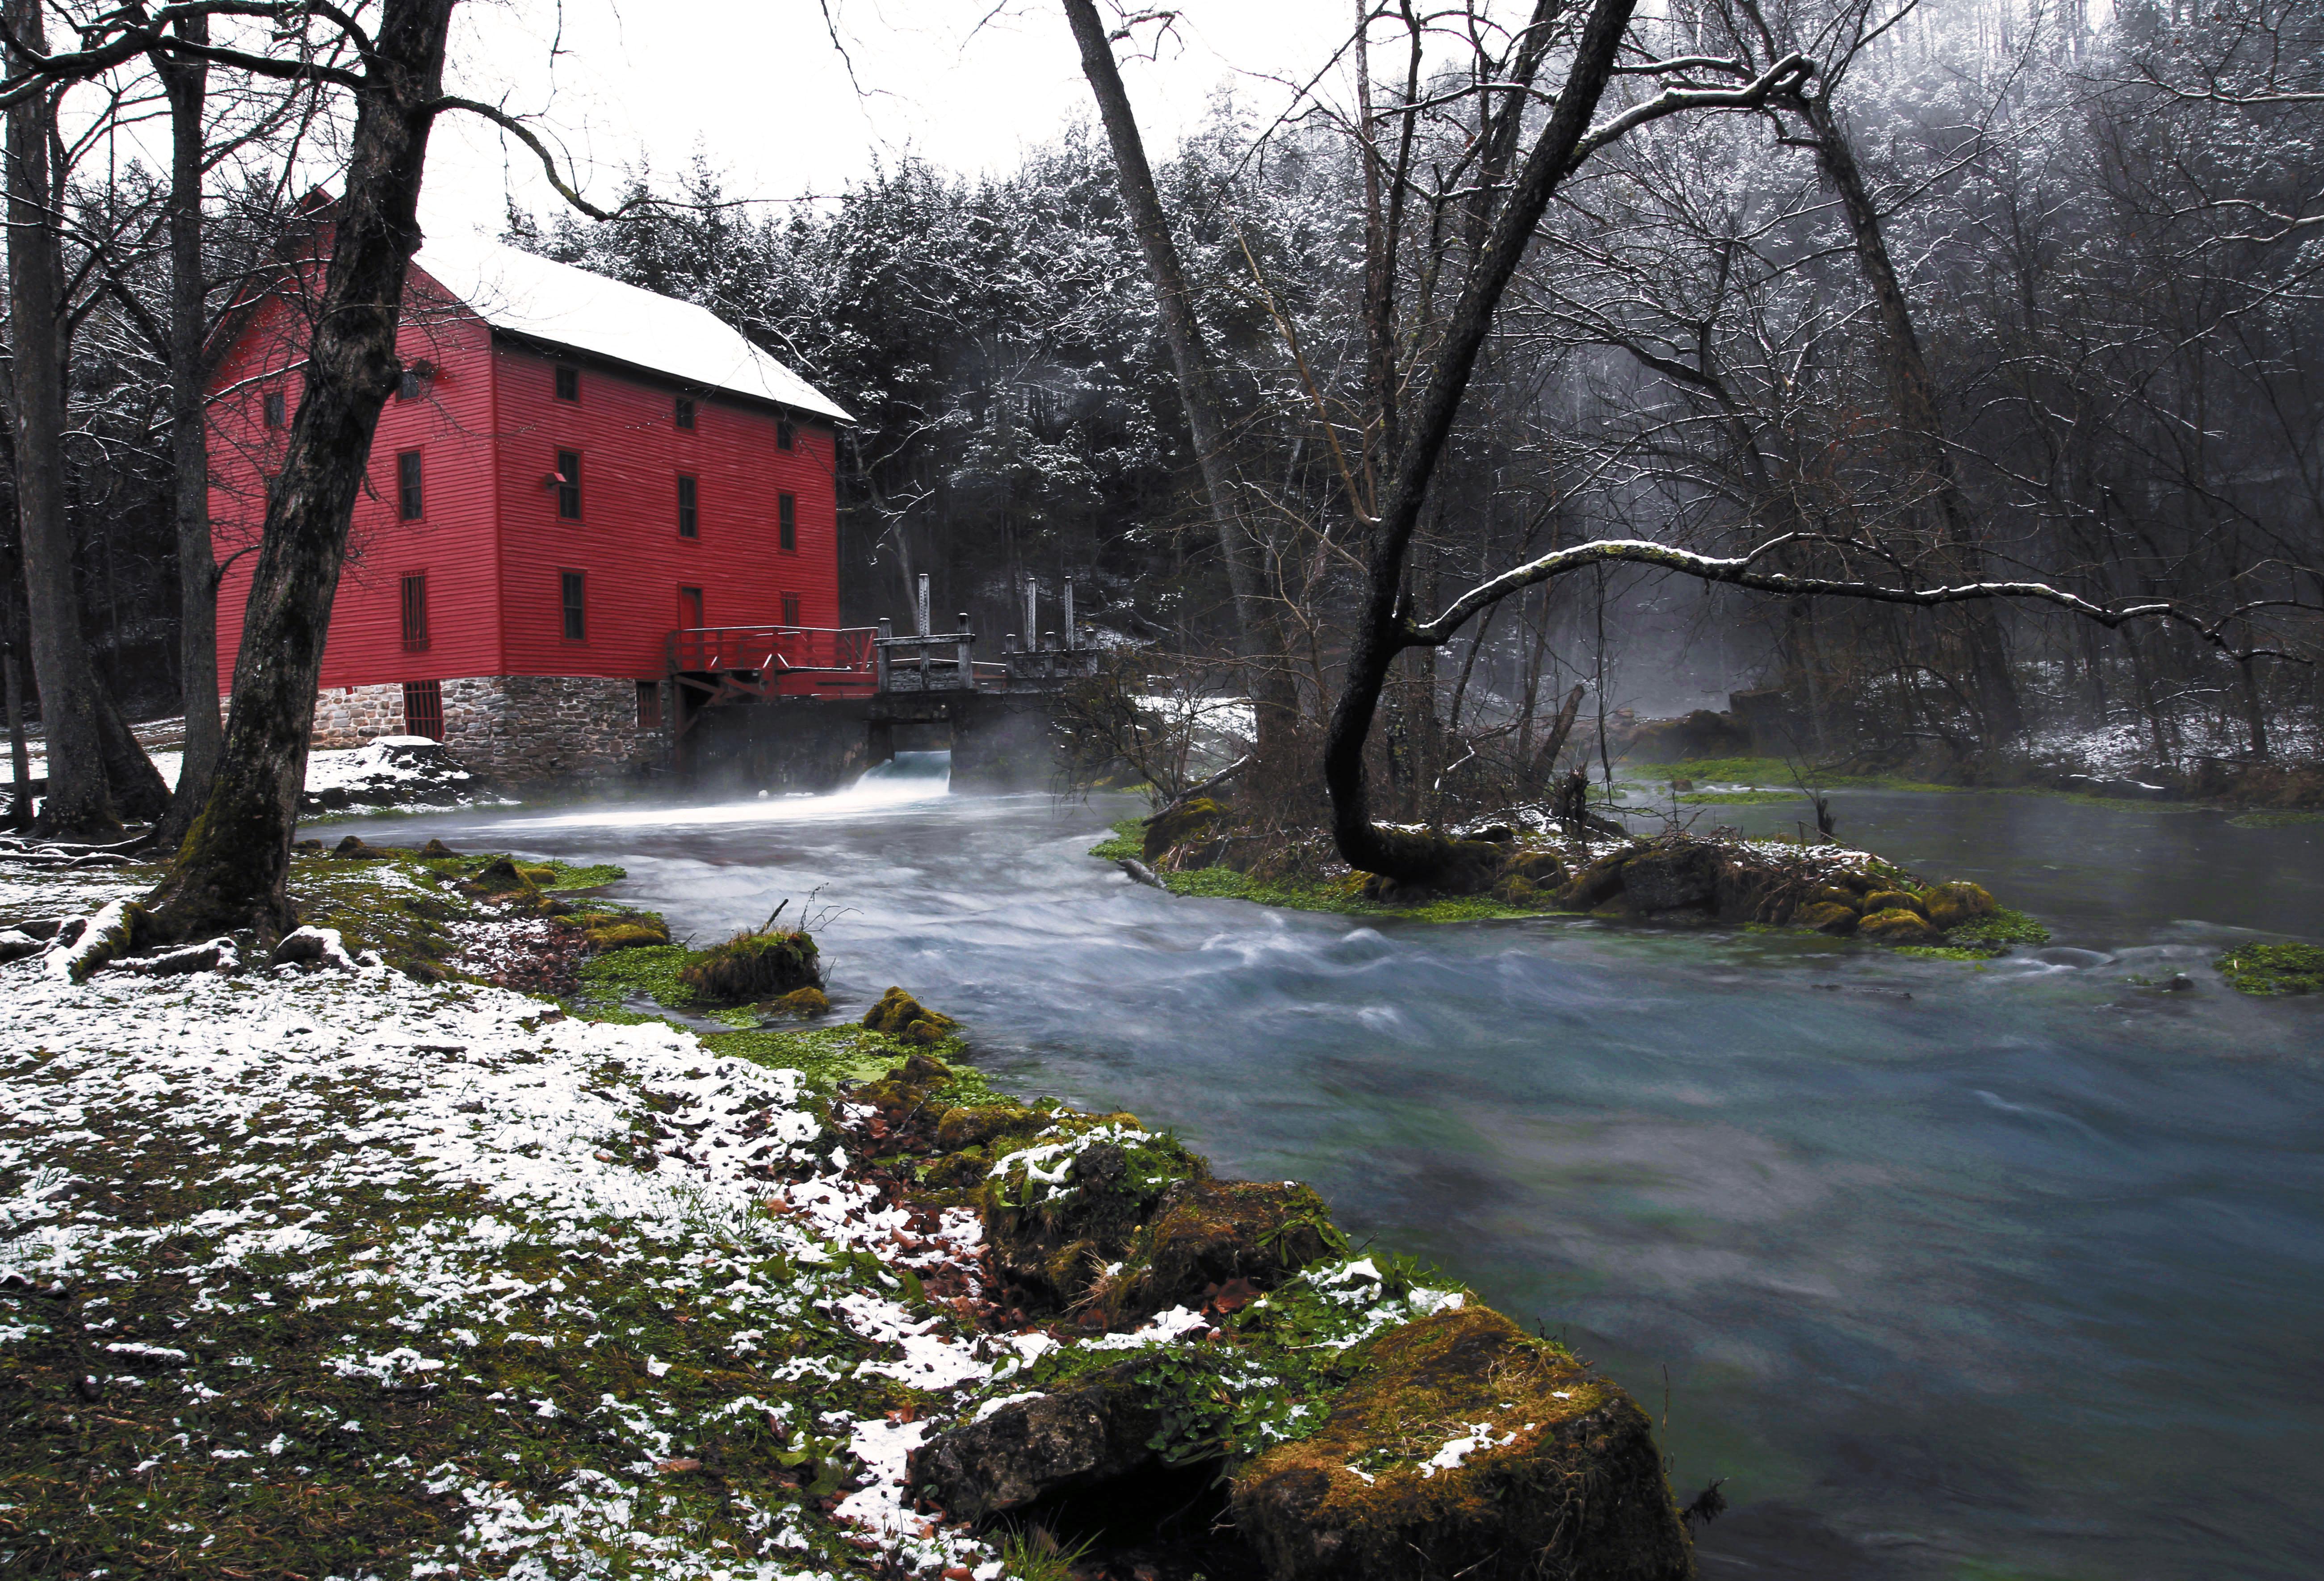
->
[0,922,1014,1576]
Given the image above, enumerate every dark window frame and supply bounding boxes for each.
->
[636,680,663,728]
[397,450,424,520]
[396,368,428,402]
[778,492,797,552]
[677,473,699,539]
[556,450,582,520]
[675,396,696,431]
[400,572,429,652]
[262,390,286,429]
[776,416,795,451]
[554,364,579,401]
[560,570,587,641]
[781,593,802,628]
[402,678,444,741]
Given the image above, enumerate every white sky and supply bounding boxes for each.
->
[420,0,1374,241]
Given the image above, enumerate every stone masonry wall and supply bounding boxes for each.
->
[312,684,408,749]
[309,675,667,786]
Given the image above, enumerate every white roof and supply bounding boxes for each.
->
[410,233,850,424]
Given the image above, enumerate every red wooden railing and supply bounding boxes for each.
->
[666,625,878,698]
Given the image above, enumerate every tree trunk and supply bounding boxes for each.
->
[155,17,220,846]
[1799,92,2023,742]
[5,0,116,838]
[3,570,29,831]
[1323,0,1637,882]
[96,686,170,821]
[1063,0,1297,752]
[143,0,457,939]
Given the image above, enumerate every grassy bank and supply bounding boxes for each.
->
[2,848,1695,1578]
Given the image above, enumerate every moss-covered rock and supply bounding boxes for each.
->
[982,1121,1208,1313]
[676,929,820,1003]
[1500,849,1567,887]
[1621,844,1723,915]
[935,1102,1045,1152]
[1860,888,1924,917]
[1143,797,1224,862]
[584,919,669,952]
[861,985,958,1046]
[1921,880,1997,930]
[1555,850,1632,911]
[1800,901,1859,935]
[464,855,537,894]
[1098,1178,1344,1326]
[1229,1306,1691,1581]
[1858,907,1942,945]
[771,985,831,1016]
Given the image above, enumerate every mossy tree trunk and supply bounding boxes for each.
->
[143,0,457,939]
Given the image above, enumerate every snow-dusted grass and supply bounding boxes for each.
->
[0,935,1043,1577]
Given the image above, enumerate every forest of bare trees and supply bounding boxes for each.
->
[516,0,2324,831]
[4,0,2321,893]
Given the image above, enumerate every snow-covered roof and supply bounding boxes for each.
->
[411,234,850,424]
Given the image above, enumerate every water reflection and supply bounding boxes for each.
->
[340,783,2324,1581]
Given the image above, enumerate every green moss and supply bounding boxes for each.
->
[1094,822,1561,924]
[1893,946,1996,963]
[679,929,821,1004]
[1944,907,2050,954]
[574,942,701,1015]
[2215,941,2324,995]
[420,853,625,891]
[2226,811,2324,829]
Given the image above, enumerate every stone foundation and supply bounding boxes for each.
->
[310,675,666,786]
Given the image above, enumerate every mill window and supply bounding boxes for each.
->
[778,493,796,552]
[675,397,696,430]
[677,474,699,539]
[781,594,801,627]
[560,570,587,640]
[399,573,429,652]
[554,364,579,401]
[262,390,286,429]
[397,451,424,520]
[556,450,582,520]
[637,680,663,728]
[776,417,795,451]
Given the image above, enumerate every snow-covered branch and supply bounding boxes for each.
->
[1406,537,2308,661]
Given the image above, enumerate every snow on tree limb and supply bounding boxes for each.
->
[1406,535,2317,662]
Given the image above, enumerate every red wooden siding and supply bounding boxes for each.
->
[210,259,841,695]
[489,340,840,681]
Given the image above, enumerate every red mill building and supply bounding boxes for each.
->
[209,233,851,782]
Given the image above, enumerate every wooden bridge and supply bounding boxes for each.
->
[665,576,1098,741]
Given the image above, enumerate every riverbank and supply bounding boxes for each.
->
[0,847,1697,1579]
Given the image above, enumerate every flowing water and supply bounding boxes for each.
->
[342,764,2324,1581]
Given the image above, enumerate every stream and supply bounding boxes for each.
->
[341,764,2324,1581]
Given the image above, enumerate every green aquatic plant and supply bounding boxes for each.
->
[2226,811,2324,829]
[1944,907,2050,955]
[2215,941,2324,995]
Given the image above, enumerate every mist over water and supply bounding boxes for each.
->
[342,775,2324,1581]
